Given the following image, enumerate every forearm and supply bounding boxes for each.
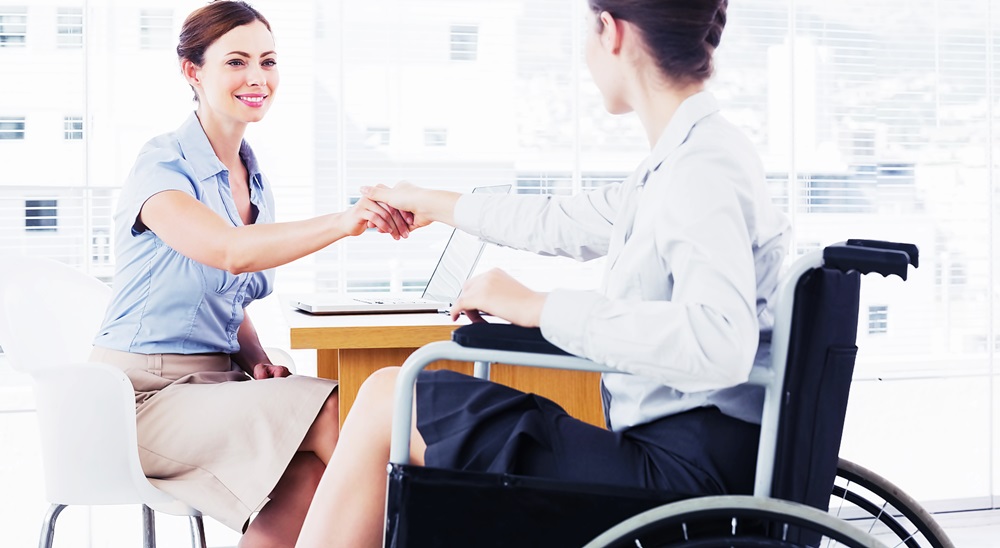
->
[454,192,613,260]
[233,311,270,375]
[142,190,360,274]
[222,213,350,274]
[416,189,460,226]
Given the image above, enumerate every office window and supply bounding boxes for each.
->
[449,24,478,61]
[582,173,629,191]
[91,227,111,264]
[0,117,25,140]
[0,6,27,47]
[139,9,172,49]
[517,173,573,195]
[56,7,83,48]
[868,305,888,335]
[64,116,83,140]
[423,128,447,147]
[366,126,390,147]
[25,199,58,232]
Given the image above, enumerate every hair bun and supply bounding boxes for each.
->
[706,0,728,49]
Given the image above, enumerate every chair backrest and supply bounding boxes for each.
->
[768,240,916,513]
[0,255,111,371]
[0,256,177,507]
[770,265,861,510]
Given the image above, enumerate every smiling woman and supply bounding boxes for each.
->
[86,1,409,546]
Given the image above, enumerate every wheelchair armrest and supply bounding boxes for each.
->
[451,323,572,356]
[824,240,919,280]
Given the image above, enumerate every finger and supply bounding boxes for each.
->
[466,309,486,323]
[362,209,395,237]
[371,201,402,239]
[386,205,410,238]
[373,200,406,238]
[361,185,387,203]
[253,363,269,380]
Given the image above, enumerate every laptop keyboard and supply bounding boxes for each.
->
[351,297,425,305]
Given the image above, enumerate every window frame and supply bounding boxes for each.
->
[0,6,27,48]
[24,199,59,233]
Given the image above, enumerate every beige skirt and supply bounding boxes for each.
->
[89,346,337,532]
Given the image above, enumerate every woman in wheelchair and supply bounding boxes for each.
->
[296,0,791,546]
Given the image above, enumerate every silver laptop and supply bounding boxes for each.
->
[291,184,511,315]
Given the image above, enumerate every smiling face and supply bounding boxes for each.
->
[182,20,278,128]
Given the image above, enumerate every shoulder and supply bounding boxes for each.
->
[123,129,200,199]
[680,113,761,175]
[135,129,186,166]
[656,116,762,195]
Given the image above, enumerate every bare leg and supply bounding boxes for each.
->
[239,452,325,548]
[241,391,341,547]
[295,367,424,548]
[298,391,341,464]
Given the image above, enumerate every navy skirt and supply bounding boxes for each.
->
[415,369,760,497]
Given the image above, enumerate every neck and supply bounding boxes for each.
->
[633,81,704,148]
[195,108,246,168]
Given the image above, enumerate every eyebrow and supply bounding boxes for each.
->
[226,50,277,58]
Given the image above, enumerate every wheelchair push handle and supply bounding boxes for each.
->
[823,240,919,280]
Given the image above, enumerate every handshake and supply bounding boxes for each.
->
[348,181,453,240]
[346,182,547,328]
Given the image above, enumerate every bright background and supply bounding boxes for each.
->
[1,0,998,545]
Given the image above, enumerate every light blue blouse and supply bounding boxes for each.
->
[94,112,275,355]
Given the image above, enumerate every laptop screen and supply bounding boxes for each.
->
[421,184,511,302]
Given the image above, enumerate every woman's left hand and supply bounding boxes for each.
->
[253,363,292,379]
[450,268,547,327]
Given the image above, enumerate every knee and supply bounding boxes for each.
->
[357,366,400,402]
[352,366,401,419]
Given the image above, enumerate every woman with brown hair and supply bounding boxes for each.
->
[90,2,405,545]
[295,0,790,546]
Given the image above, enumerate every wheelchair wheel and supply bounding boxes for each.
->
[831,458,954,548]
[583,495,885,547]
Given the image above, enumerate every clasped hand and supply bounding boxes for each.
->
[360,183,547,328]
[253,363,292,379]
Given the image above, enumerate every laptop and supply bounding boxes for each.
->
[291,184,511,315]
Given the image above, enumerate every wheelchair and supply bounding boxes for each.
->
[383,240,953,547]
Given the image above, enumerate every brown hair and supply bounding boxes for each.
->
[588,0,727,86]
[177,1,271,100]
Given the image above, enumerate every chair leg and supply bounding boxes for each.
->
[142,505,157,548]
[189,515,207,548]
[37,504,66,548]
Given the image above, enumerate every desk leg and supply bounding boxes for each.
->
[336,348,471,428]
[316,349,339,381]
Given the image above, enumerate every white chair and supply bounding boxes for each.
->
[0,255,298,548]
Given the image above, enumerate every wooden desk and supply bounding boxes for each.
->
[283,306,604,427]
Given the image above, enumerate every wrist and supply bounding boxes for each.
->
[425,189,460,226]
[525,291,547,328]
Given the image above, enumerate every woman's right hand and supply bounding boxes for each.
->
[340,195,409,239]
[362,182,459,230]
